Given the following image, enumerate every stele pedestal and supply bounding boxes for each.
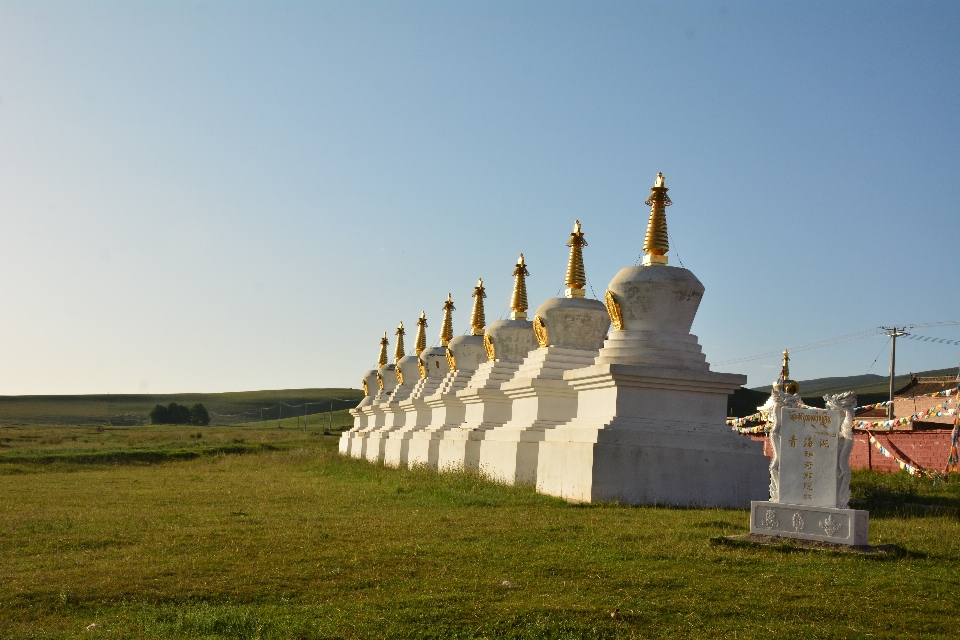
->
[364,355,421,463]
[536,264,770,507]
[384,346,448,468]
[438,318,538,472]
[407,335,486,468]
[341,369,379,456]
[750,402,868,546]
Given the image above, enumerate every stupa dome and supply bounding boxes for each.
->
[394,355,421,388]
[606,265,703,335]
[446,335,486,372]
[418,346,448,378]
[532,297,609,350]
[376,364,397,393]
[483,253,538,362]
[529,220,610,351]
[360,369,379,397]
[596,173,708,370]
[485,319,538,362]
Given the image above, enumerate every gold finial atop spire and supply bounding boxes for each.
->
[440,293,455,346]
[378,332,389,368]
[773,348,800,395]
[510,253,530,320]
[394,322,405,363]
[565,220,587,298]
[470,278,487,336]
[642,172,672,266]
[414,311,428,355]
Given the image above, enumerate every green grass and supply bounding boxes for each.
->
[0,388,363,427]
[1,425,959,639]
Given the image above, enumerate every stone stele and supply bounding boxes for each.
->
[750,404,869,545]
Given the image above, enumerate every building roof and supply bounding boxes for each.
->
[894,375,959,398]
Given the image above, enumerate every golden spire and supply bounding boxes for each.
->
[414,311,427,355]
[773,349,800,394]
[394,322,405,363]
[377,332,389,368]
[565,220,587,298]
[470,278,487,335]
[642,172,672,266]
[440,293,455,347]
[510,253,530,320]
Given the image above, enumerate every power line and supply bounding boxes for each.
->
[714,321,959,366]
[902,333,960,346]
[715,329,880,365]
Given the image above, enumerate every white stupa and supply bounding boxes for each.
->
[339,366,380,456]
[536,173,769,507]
[384,310,448,467]
[438,254,539,471]
[364,322,421,462]
[478,221,610,484]
[406,281,488,468]
[351,332,397,459]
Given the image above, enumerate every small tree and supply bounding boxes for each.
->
[149,402,197,425]
[149,404,169,424]
[190,403,210,426]
[167,403,192,424]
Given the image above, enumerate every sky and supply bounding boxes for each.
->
[0,1,958,395]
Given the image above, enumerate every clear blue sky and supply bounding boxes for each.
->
[1,1,957,395]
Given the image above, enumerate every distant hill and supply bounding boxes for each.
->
[727,367,958,417]
[0,388,363,426]
[751,367,957,396]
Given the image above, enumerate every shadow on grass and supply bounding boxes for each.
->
[132,600,631,640]
[0,442,280,467]
[851,469,960,517]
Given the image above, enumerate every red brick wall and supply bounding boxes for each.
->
[751,431,955,473]
[850,431,954,472]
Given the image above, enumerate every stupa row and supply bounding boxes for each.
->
[339,174,768,507]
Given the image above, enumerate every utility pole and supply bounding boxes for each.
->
[881,326,909,419]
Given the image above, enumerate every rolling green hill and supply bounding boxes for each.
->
[728,366,958,417]
[0,388,363,426]
[751,367,957,397]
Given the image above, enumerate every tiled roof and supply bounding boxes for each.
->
[894,375,958,398]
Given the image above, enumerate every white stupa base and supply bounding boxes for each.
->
[535,363,768,507]
[362,379,418,463]
[750,501,869,546]
[478,347,598,485]
[382,376,443,467]
[406,370,474,468]
[437,361,521,471]
[383,401,431,467]
[349,409,375,459]
[435,427,493,473]
[339,406,367,456]
[351,394,392,459]
[363,402,409,463]
[406,413,465,469]
[594,329,709,370]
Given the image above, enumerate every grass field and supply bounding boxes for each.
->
[2,424,959,639]
[0,389,363,427]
